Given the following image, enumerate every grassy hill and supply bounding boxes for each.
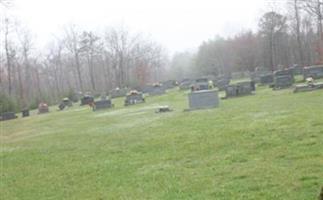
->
[1,86,323,199]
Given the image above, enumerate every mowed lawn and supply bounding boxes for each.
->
[1,86,323,199]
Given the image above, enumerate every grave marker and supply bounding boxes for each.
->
[188,90,219,110]
[124,91,145,106]
[0,112,18,121]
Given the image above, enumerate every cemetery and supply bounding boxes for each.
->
[2,1,323,199]
[1,81,323,200]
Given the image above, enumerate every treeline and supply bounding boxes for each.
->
[0,21,167,111]
[170,0,323,80]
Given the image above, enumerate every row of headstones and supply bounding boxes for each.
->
[252,65,323,90]
[187,65,323,111]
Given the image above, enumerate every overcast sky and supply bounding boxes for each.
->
[5,0,285,54]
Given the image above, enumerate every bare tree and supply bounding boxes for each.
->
[64,25,84,92]
[259,11,288,71]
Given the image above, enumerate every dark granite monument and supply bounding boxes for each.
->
[0,112,18,121]
[273,69,294,89]
[93,99,113,111]
[59,98,73,110]
[259,74,274,85]
[22,109,30,117]
[80,95,94,106]
[303,65,323,80]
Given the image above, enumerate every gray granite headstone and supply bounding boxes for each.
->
[273,69,294,89]
[303,65,323,80]
[260,74,274,85]
[188,90,219,110]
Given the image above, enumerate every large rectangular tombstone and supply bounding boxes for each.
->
[273,75,293,89]
[0,112,18,121]
[303,65,323,80]
[188,90,219,110]
[93,99,113,111]
[273,69,294,89]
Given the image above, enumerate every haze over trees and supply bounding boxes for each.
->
[0,0,322,112]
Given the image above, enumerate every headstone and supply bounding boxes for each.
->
[294,82,323,93]
[289,65,303,75]
[144,84,166,96]
[93,99,113,111]
[193,78,209,91]
[22,109,30,117]
[124,91,145,106]
[179,79,194,90]
[59,98,73,110]
[259,74,274,85]
[251,67,272,83]
[303,65,323,80]
[110,88,129,98]
[38,103,49,114]
[188,90,219,110]
[80,95,94,106]
[273,69,294,89]
[162,80,177,89]
[0,112,18,121]
[225,81,255,98]
[215,77,230,91]
[156,105,172,113]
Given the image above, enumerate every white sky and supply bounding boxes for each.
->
[5,0,285,54]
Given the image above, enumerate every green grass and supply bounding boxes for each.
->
[1,86,323,199]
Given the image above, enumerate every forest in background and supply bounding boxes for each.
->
[0,0,322,112]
